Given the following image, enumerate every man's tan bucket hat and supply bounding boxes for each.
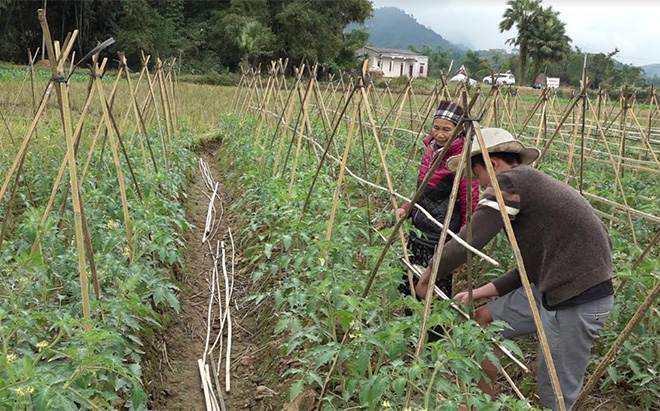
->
[447,128,541,172]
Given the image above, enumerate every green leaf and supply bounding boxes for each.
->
[306,371,323,387]
[357,345,371,377]
[335,310,356,331]
[394,377,407,396]
[131,383,145,408]
[289,379,305,402]
[409,364,422,380]
[165,290,181,313]
[129,363,142,379]
[281,235,292,251]
[314,348,337,367]
[264,243,274,259]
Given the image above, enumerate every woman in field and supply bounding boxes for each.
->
[397,100,480,298]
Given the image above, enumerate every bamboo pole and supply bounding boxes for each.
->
[119,60,150,178]
[324,85,361,242]
[38,11,91,330]
[627,108,660,170]
[299,84,357,218]
[231,64,247,112]
[584,97,639,246]
[254,63,276,147]
[141,53,168,171]
[578,56,589,193]
[404,85,440,166]
[278,66,307,174]
[615,89,629,183]
[90,57,126,180]
[238,67,257,119]
[120,53,159,174]
[271,67,302,175]
[91,58,135,261]
[534,90,548,146]
[119,54,148,132]
[287,71,315,193]
[535,93,582,165]
[563,100,581,184]
[461,91,475,319]
[156,58,174,143]
[166,58,179,134]
[0,144,28,251]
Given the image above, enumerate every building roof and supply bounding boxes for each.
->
[357,46,427,59]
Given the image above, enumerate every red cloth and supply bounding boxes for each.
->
[403,135,479,227]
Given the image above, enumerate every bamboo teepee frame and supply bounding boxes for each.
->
[0,10,181,330]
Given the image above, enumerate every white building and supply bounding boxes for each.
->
[356,46,429,78]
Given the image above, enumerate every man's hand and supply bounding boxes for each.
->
[453,290,473,305]
[396,207,406,220]
[453,282,498,305]
[415,266,431,299]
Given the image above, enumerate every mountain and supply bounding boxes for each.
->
[641,64,660,78]
[347,7,466,53]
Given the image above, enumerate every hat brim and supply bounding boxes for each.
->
[446,141,541,173]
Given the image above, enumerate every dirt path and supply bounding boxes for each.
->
[151,139,290,411]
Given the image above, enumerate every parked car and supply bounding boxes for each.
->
[482,73,516,85]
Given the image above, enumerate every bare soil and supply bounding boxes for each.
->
[148,138,292,411]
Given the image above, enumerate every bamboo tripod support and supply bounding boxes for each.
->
[30,57,107,255]
[0,10,182,334]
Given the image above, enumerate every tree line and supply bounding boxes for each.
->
[0,0,373,73]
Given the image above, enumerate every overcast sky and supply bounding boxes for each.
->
[369,0,660,66]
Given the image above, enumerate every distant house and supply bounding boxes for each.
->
[356,46,429,78]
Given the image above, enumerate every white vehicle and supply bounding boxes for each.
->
[482,73,516,85]
[449,73,477,87]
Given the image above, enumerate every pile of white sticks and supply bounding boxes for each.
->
[197,158,234,411]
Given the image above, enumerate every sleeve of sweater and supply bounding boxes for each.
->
[435,205,503,279]
[493,268,522,297]
[436,173,521,285]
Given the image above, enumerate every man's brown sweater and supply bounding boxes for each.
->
[436,164,613,306]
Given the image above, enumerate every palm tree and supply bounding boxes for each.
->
[527,8,572,83]
[238,20,274,65]
[499,0,543,84]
